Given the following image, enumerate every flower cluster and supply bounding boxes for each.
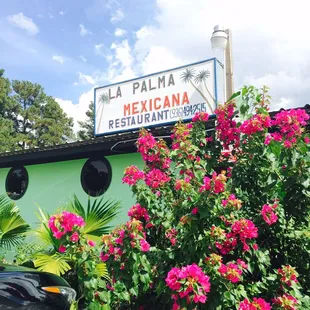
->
[192,112,209,122]
[261,203,278,225]
[137,129,171,169]
[48,211,85,240]
[215,102,240,149]
[278,265,298,287]
[205,253,223,267]
[200,171,227,194]
[122,165,144,186]
[238,298,271,310]
[165,228,178,246]
[128,203,150,222]
[222,194,242,210]
[137,129,157,161]
[171,123,192,152]
[273,294,298,310]
[215,232,237,255]
[271,109,309,148]
[231,219,258,251]
[100,219,150,263]
[165,264,211,308]
[218,260,247,283]
[240,114,271,135]
[145,168,171,189]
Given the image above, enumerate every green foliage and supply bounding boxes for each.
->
[99,86,310,309]
[0,69,74,151]
[34,253,71,276]
[31,195,119,308]
[67,194,121,241]
[77,101,94,140]
[0,195,30,249]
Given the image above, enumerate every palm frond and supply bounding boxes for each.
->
[68,195,120,240]
[33,253,71,276]
[34,206,61,250]
[0,195,30,249]
[180,68,196,83]
[96,262,111,282]
[15,241,47,264]
[194,69,210,84]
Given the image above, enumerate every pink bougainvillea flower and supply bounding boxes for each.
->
[69,231,80,243]
[215,102,240,150]
[48,211,85,239]
[192,207,199,215]
[165,228,178,246]
[273,294,298,310]
[261,203,278,225]
[205,253,222,266]
[277,265,298,287]
[165,264,210,306]
[128,203,150,222]
[238,297,271,310]
[140,238,150,252]
[58,245,66,253]
[87,240,96,247]
[199,172,227,194]
[122,165,145,186]
[145,169,171,189]
[222,194,242,210]
[240,114,271,136]
[271,109,309,148]
[264,134,272,145]
[231,218,258,251]
[218,262,243,283]
[192,112,209,122]
[236,259,248,270]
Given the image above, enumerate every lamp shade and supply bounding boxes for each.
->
[210,25,228,51]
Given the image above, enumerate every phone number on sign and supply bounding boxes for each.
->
[169,103,208,119]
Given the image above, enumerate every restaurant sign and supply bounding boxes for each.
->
[94,58,221,136]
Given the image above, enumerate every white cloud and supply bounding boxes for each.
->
[36,14,44,18]
[141,46,183,75]
[56,88,94,133]
[79,24,92,36]
[7,13,39,36]
[52,55,65,64]
[48,13,55,19]
[94,43,105,56]
[75,40,136,85]
[110,8,124,23]
[132,0,310,109]
[111,40,133,68]
[136,26,154,40]
[114,28,127,37]
[79,55,87,62]
[77,72,95,85]
[59,11,65,16]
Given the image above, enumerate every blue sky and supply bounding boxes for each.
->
[0,0,157,104]
[1,0,310,132]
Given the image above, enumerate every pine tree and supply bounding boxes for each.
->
[77,101,94,140]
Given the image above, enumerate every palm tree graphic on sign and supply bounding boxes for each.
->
[180,68,215,114]
[96,92,110,133]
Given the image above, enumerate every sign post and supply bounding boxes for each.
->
[94,58,222,136]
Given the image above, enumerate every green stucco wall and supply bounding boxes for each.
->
[0,152,144,229]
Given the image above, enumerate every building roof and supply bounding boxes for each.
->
[0,117,217,168]
[0,105,309,168]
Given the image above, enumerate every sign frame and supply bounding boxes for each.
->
[94,57,219,137]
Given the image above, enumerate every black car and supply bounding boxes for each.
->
[0,264,76,309]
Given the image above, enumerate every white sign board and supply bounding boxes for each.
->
[94,58,221,136]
